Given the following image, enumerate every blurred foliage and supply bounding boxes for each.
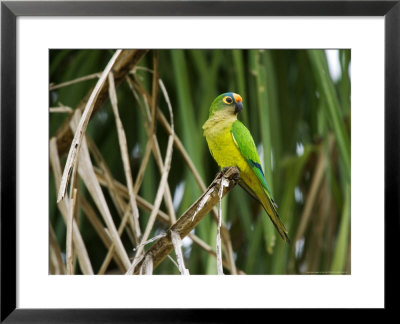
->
[49,49,351,274]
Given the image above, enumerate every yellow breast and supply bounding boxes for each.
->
[203,112,264,199]
[203,111,245,170]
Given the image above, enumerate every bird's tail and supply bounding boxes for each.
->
[260,191,290,244]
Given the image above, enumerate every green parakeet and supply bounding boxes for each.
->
[203,92,290,243]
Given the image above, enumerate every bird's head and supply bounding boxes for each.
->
[209,92,243,117]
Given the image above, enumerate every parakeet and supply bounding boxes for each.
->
[203,92,290,243]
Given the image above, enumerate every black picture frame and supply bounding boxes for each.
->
[1,0,398,321]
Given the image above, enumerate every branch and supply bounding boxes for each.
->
[126,166,240,275]
[93,166,243,274]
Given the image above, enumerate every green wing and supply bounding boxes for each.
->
[231,120,274,199]
[232,120,288,243]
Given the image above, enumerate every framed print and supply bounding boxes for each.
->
[1,0,399,321]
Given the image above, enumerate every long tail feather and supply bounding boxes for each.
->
[260,192,290,244]
[239,179,290,243]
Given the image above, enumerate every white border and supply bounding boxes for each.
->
[18,17,384,308]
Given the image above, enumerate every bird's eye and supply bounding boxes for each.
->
[223,96,233,104]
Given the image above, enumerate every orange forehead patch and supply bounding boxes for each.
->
[233,93,242,103]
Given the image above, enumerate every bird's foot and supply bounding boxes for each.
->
[217,167,240,182]
[221,167,230,174]
[216,167,230,178]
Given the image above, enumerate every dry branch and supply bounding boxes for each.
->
[126,166,240,275]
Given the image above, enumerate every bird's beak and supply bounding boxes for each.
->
[234,101,243,114]
[233,93,243,114]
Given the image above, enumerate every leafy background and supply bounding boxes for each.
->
[49,49,351,274]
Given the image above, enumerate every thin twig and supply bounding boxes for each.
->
[132,135,174,264]
[49,72,101,91]
[49,107,74,114]
[149,51,159,136]
[57,50,123,203]
[140,255,154,275]
[130,76,175,268]
[97,204,133,275]
[133,139,153,193]
[171,230,190,275]
[167,255,180,270]
[49,138,94,275]
[127,76,177,224]
[158,78,176,223]
[133,233,167,251]
[94,167,170,223]
[85,136,135,244]
[66,188,77,274]
[217,177,230,275]
[79,195,126,272]
[157,110,205,192]
[294,137,333,243]
[108,72,141,244]
[49,224,65,274]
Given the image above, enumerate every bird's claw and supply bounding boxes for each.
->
[217,167,240,182]
[216,167,230,178]
[221,167,230,174]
